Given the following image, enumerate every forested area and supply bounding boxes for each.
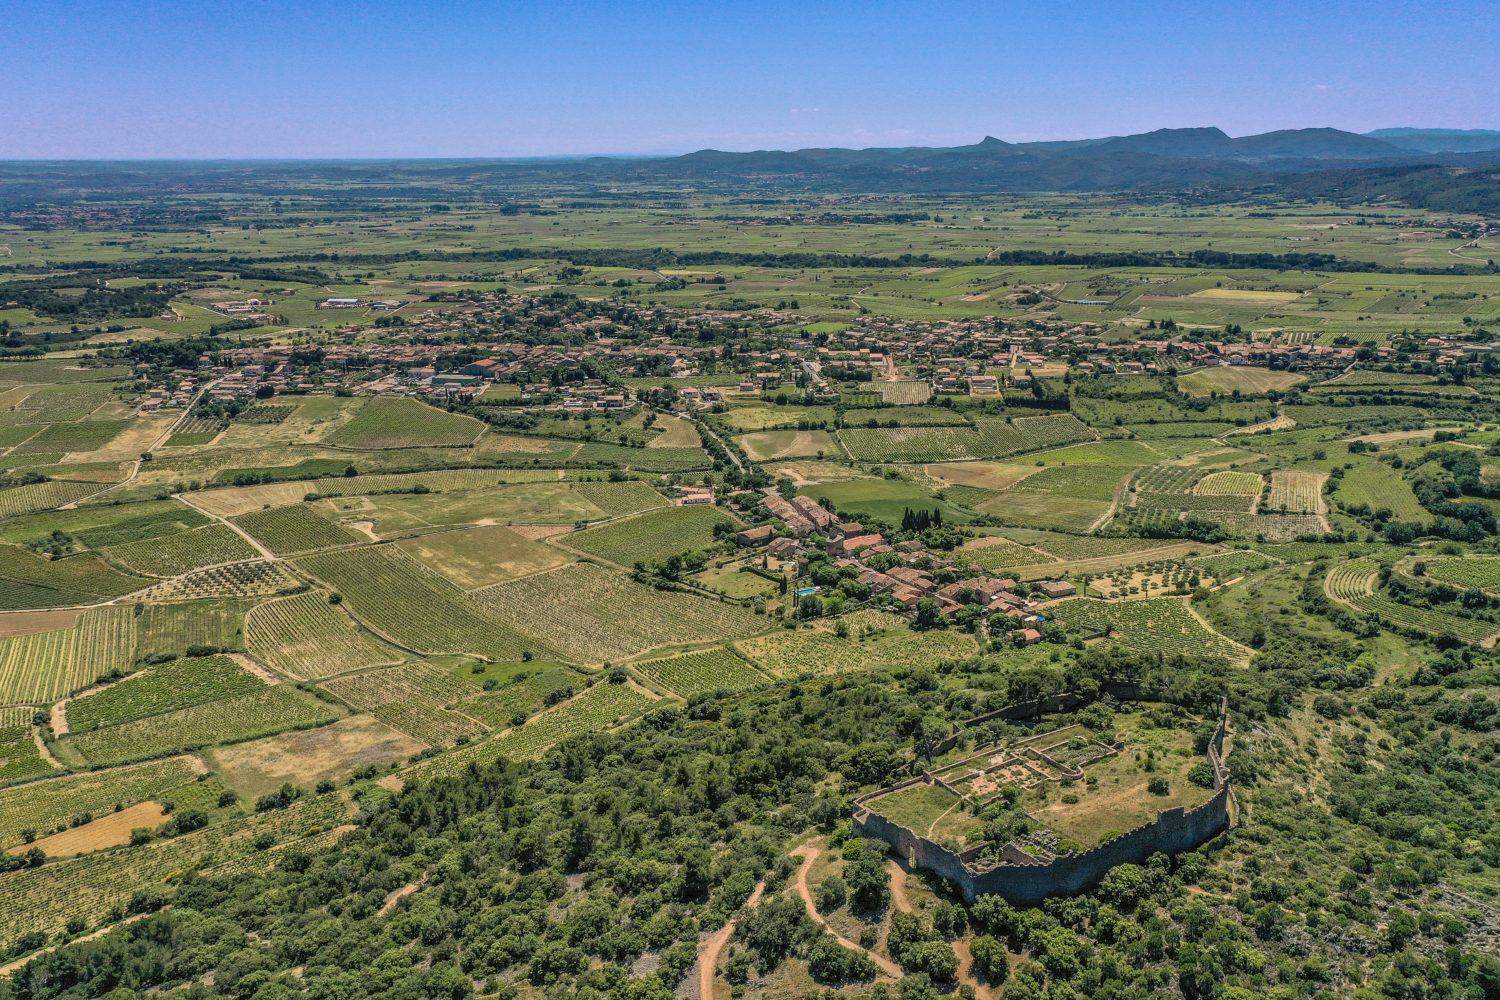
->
[3,633,1497,1000]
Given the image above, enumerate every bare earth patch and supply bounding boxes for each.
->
[507,524,572,540]
[206,715,424,799]
[0,609,82,637]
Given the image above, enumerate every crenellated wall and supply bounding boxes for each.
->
[854,695,1232,904]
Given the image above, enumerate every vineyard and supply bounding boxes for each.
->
[234,403,297,423]
[408,680,658,779]
[566,480,667,517]
[1132,491,1254,513]
[631,646,769,697]
[103,524,260,577]
[1195,471,1263,495]
[1335,463,1426,521]
[1132,465,1206,493]
[136,601,247,658]
[736,613,979,677]
[1421,557,1500,594]
[1265,470,1325,514]
[1347,594,1499,645]
[563,505,737,566]
[956,537,1052,571]
[0,755,201,849]
[324,396,485,449]
[246,592,401,678]
[66,655,264,735]
[1189,550,1277,580]
[1043,597,1250,661]
[296,546,554,662]
[321,662,486,745]
[460,666,583,727]
[0,791,348,941]
[1202,511,1325,541]
[134,561,303,602]
[0,606,136,705]
[470,562,764,663]
[230,505,362,554]
[0,721,51,785]
[63,684,341,766]
[0,546,147,606]
[839,413,1093,463]
[1326,560,1379,601]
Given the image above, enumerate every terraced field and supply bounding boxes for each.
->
[296,546,554,662]
[1421,557,1500,594]
[631,646,769,696]
[103,524,261,576]
[471,562,764,663]
[0,607,136,705]
[1348,595,1499,644]
[1326,560,1379,601]
[230,505,362,554]
[246,592,401,679]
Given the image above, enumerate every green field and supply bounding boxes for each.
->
[66,655,265,734]
[324,396,485,449]
[563,505,737,566]
[230,505,362,554]
[245,591,402,678]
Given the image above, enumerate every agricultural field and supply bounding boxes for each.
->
[838,413,1093,463]
[0,607,136,705]
[1195,471,1263,495]
[1042,597,1250,661]
[1420,556,1500,594]
[458,664,583,727]
[1334,463,1425,520]
[1265,470,1326,514]
[396,524,572,588]
[562,504,737,566]
[65,655,264,734]
[296,545,554,662]
[0,755,202,849]
[407,679,659,780]
[801,477,972,524]
[245,592,401,678]
[0,721,53,786]
[206,715,423,799]
[324,396,484,449]
[977,463,1130,532]
[229,505,362,554]
[319,661,486,745]
[630,645,769,697]
[470,562,764,663]
[133,561,304,602]
[0,546,147,609]
[1177,366,1306,396]
[102,524,260,577]
[62,684,342,766]
[736,609,979,677]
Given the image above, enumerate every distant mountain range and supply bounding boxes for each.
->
[543,125,1500,207]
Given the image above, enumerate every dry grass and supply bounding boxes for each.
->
[923,461,1043,491]
[0,609,82,637]
[396,524,573,589]
[8,801,168,857]
[205,716,423,799]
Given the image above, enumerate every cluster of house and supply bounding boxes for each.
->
[740,493,1075,638]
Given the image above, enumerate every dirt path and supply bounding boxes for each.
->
[789,845,903,978]
[228,652,282,685]
[697,880,766,1000]
[31,725,64,770]
[887,857,915,912]
[50,699,69,736]
[378,880,422,916]
[174,492,276,559]
[0,907,167,976]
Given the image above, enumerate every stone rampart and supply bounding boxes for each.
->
[853,694,1231,904]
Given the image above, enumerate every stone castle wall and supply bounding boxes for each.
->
[854,695,1231,904]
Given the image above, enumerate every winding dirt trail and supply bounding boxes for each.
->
[697,881,766,1000]
[789,845,903,978]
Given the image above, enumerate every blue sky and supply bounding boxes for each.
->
[3,0,1495,158]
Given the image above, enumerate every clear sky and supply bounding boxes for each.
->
[3,0,1496,159]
